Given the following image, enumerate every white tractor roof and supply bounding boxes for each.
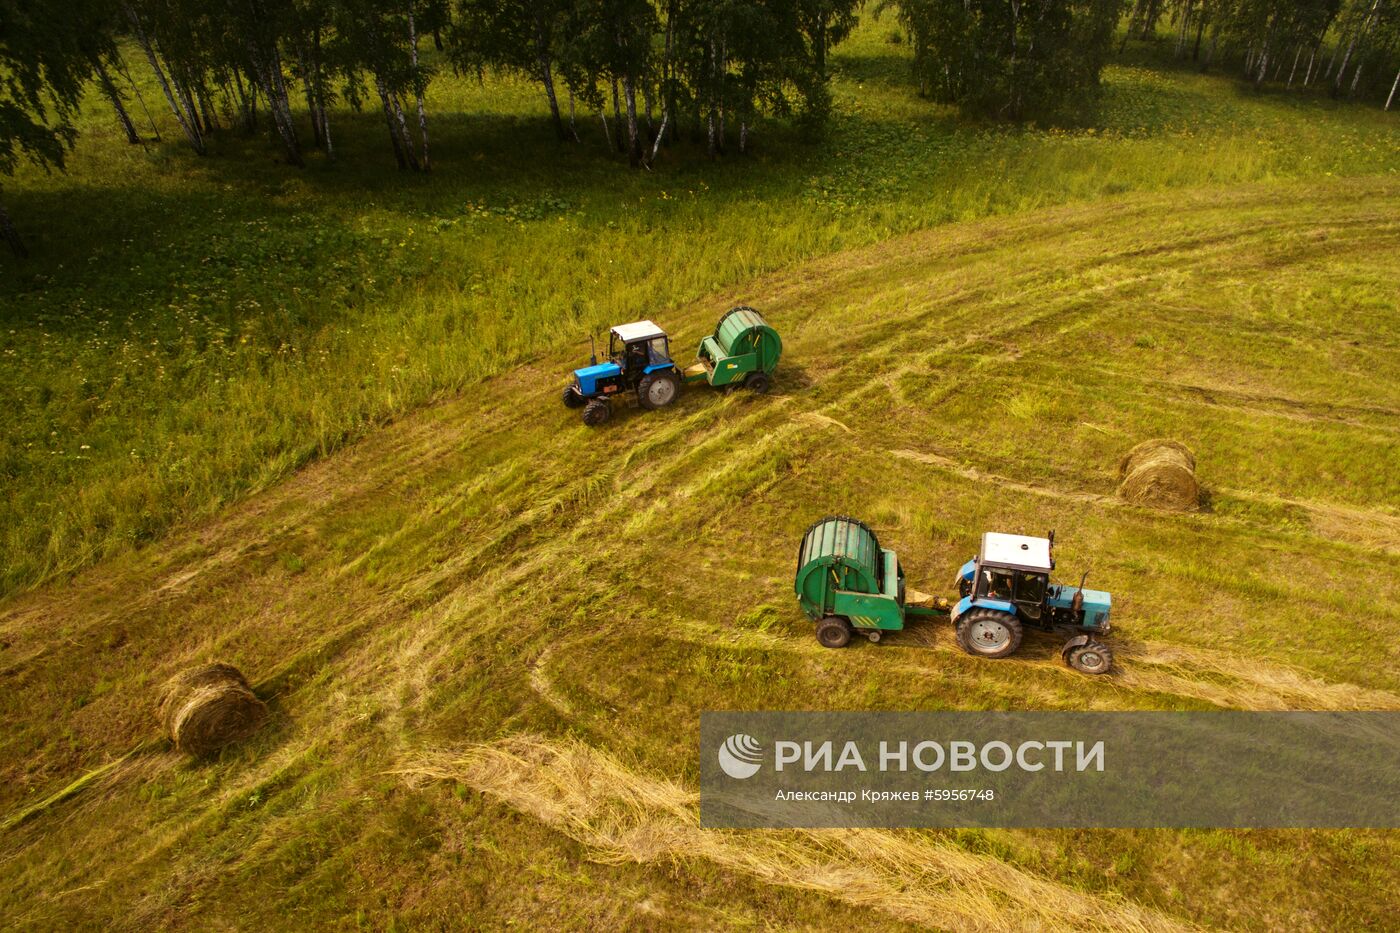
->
[980,532,1053,572]
[611,320,666,342]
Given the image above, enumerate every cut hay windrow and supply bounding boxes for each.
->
[157,663,267,756]
[1115,642,1400,711]
[1118,440,1200,511]
[401,736,1194,933]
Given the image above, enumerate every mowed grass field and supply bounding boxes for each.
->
[1,17,1399,596]
[2,175,1399,929]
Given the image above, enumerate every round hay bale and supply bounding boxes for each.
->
[1117,439,1199,511]
[157,663,267,756]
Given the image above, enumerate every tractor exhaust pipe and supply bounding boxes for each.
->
[589,333,598,366]
[1071,570,1088,614]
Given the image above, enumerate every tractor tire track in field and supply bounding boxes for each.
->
[1102,374,1400,431]
[886,446,1400,557]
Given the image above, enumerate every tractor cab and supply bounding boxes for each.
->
[966,533,1054,621]
[563,320,683,425]
[607,321,674,373]
[954,531,1115,674]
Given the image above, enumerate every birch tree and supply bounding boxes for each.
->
[92,57,141,145]
[451,0,573,141]
[881,0,1125,119]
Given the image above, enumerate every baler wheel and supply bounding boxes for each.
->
[744,372,772,394]
[638,371,681,410]
[562,386,586,409]
[1065,640,1114,675]
[815,616,852,649]
[582,398,611,426]
[955,608,1022,659]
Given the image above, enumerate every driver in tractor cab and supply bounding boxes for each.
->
[626,341,648,372]
[984,570,1013,599]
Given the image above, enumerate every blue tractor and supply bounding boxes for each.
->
[953,532,1114,674]
[562,320,684,426]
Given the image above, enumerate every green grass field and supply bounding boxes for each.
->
[2,14,1399,931]
[2,19,1398,597]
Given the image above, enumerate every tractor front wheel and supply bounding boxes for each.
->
[562,386,586,409]
[744,371,772,394]
[956,608,1022,659]
[638,371,681,410]
[1065,640,1114,675]
[582,398,611,426]
[815,616,852,649]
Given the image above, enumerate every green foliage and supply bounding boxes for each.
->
[880,0,1126,119]
[0,0,109,175]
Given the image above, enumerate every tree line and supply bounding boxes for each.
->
[3,0,1398,257]
[877,0,1124,119]
[1,0,860,256]
[877,0,1399,119]
[1126,0,1400,100]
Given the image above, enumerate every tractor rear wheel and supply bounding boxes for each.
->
[582,398,611,426]
[562,386,586,409]
[744,371,772,394]
[815,616,852,649]
[637,371,680,410]
[1065,640,1114,675]
[956,608,1022,659]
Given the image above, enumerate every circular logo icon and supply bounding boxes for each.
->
[718,733,763,779]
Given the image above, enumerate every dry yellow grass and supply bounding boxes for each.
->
[401,735,1195,933]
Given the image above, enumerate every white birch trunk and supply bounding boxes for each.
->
[113,51,161,140]
[126,5,204,154]
[1175,1,1192,58]
[1335,0,1380,93]
[96,59,141,144]
[646,110,669,167]
[389,91,419,170]
[375,76,409,169]
[407,3,430,172]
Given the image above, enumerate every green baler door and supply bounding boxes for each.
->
[793,516,884,619]
[702,306,782,381]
